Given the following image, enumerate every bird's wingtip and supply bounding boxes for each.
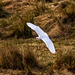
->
[26,22,30,25]
[50,49,56,54]
[52,51,56,54]
[26,22,33,26]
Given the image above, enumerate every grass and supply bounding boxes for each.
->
[58,1,75,23]
[0,44,39,74]
[49,1,75,37]
[23,50,39,68]
[0,0,75,75]
[0,45,23,70]
[0,37,75,74]
[34,1,47,16]
[0,32,2,38]
[0,1,4,13]
[55,50,75,70]
[45,0,52,2]
[0,1,8,18]
[7,11,34,38]
[0,20,8,27]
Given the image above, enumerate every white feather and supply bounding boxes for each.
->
[27,23,56,54]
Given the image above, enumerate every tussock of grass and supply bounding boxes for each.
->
[9,11,34,38]
[0,20,8,27]
[0,1,4,11]
[52,1,75,37]
[0,45,24,69]
[0,44,39,71]
[55,50,75,70]
[58,1,75,23]
[0,1,8,18]
[24,50,39,68]
[34,1,47,16]
[0,1,4,17]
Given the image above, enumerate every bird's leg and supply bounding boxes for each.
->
[36,37,41,40]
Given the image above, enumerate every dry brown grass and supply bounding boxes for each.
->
[0,45,24,69]
[0,0,74,39]
[0,38,75,75]
[33,1,47,16]
[49,25,62,37]
[55,50,75,71]
[0,44,39,75]
[0,0,75,74]
[56,1,75,23]
[0,1,7,18]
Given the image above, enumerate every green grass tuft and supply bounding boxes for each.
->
[9,11,34,38]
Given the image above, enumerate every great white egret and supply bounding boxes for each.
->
[27,23,56,54]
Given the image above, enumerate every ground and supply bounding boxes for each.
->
[0,0,75,75]
[0,38,75,75]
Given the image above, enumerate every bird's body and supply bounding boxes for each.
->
[27,23,56,54]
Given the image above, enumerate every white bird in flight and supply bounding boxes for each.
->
[27,23,56,54]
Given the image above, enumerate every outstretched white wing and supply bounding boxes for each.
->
[27,23,56,54]
[27,23,47,36]
[42,36,56,54]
